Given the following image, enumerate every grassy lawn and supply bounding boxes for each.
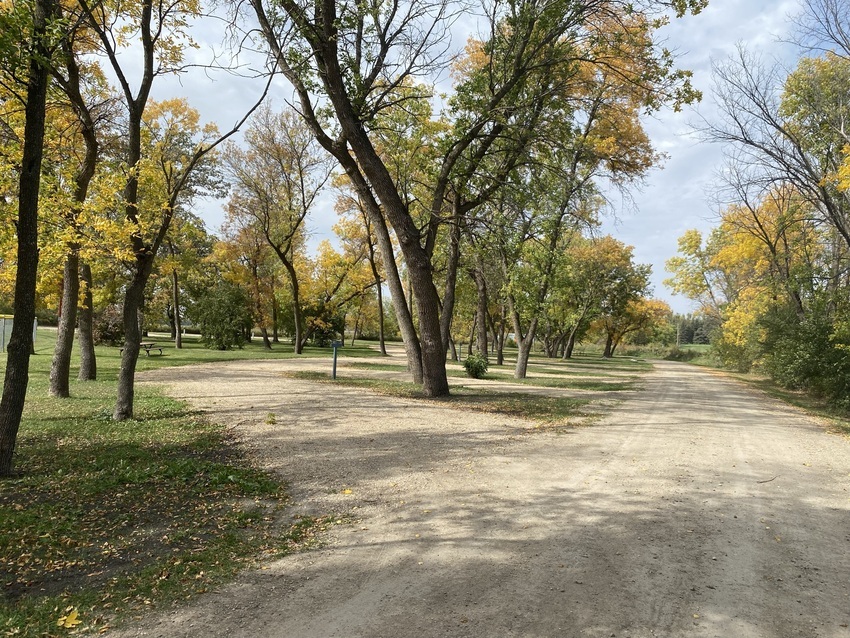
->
[0,330,343,637]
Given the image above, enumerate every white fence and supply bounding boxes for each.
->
[0,315,38,352]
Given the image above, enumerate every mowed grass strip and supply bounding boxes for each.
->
[0,331,337,637]
[344,355,643,391]
[289,371,594,426]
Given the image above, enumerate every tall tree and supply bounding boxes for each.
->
[246,0,704,396]
[0,0,59,476]
[74,0,268,419]
[223,106,333,353]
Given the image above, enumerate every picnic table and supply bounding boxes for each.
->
[140,342,162,355]
[120,342,163,356]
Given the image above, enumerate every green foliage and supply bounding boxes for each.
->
[760,308,850,410]
[187,281,253,350]
[463,352,489,379]
[664,346,700,362]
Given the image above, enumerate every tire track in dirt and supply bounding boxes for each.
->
[116,359,850,638]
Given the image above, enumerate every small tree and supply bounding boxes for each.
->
[188,281,253,350]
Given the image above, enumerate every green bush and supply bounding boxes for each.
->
[463,352,489,379]
[187,281,253,350]
[760,308,850,409]
[664,347,699,362]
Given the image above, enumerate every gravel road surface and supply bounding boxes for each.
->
[116,359,850,638]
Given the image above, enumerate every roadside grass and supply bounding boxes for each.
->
[118,332,383,372]
[0,331,335,637]
[728,374,850,436]
[289,371,595,427]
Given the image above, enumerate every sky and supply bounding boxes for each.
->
[597,0,800,313]
[155,0,806,315]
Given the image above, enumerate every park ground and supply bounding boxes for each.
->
[3,335,850,637]
[126,350,850,637]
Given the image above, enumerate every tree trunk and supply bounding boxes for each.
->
[375,281,387,356]
[278,257,305,354]
[508,294,537,379]
[167,305,176,339]
[77,262,96,381]
[405,255,449,396]
[362,200,421,379]
[49,252,80,397]
[494,305,506,366]
[472,266,489,360]
[439,207,461,352]
[260,327,272,349]
[515,332,535,379]
[172,269,182,349]
[0,0,54,476]
[114,260,152,421]
[564,330,577,359]
[271,290,280,343]
[602,333,614,358]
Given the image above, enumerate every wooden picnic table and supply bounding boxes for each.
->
[120,342,163,356]
[139,342,162,356]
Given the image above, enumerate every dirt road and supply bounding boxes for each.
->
[120,359,850,638]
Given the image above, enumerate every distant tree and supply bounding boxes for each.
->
[223,106,333,354]
[188,280,253,350]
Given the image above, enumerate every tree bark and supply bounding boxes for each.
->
[279,256,304,354]
[357,192,421,378]
[602,333,614,358]
[508,294,537,379]
[77,262,96,380]
[0,0,55,476]
[172,268,182,349]
[260,327,272,349]
[564,330,577,359]
[49,252,80,397]
[439,206,461,353]
[472,267,489,360]
[115,262,151,421]
[271,288,280,343]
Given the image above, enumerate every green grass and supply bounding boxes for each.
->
[289,371,595,427]
[0,330,336,637]
[349,354,646,384]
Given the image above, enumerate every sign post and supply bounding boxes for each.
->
[331,340,343,379]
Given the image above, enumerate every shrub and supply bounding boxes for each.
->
[760,308,850,408]
[463,352,488,379]
[92,304,125,346]
[664,347,699,362]
[187,281,253,350]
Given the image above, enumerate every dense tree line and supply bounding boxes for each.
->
[667,0,850,409]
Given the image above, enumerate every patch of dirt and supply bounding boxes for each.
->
[111,357,850,638]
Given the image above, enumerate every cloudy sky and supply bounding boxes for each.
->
[158,0,806,314]
[598,0,801,312]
